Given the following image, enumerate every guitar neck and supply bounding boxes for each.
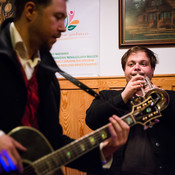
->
[121,112,137,127]
[33,113,135,174]
[33,124,110,173]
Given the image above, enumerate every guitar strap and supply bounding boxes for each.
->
[56,67,127,116]
[41,63,100,98]
[56,66,100,98]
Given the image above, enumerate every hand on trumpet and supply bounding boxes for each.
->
[121,74,146,103]
[121,73,157,104]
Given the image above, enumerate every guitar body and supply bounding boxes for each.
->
[8,127,64,175]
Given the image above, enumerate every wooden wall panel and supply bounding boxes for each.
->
[60,90,93,139]
[59,90,94,175]
[58,74,175,175]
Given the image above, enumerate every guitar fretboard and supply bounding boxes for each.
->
[32,113,136,175]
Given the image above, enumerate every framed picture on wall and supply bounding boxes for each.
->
[119,0,175,47]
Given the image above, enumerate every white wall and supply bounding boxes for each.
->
[99,0,175,77]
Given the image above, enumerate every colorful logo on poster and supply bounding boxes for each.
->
[65,10,79,31]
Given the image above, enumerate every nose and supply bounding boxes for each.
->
[134,63,141,71]
[58,20,66,33]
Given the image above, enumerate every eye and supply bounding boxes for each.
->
[54,13,66,20]
[140,61,147,66]
[128,62,134,67]
[55,15,61,20]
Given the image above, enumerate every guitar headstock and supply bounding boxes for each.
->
[130,95,162,127]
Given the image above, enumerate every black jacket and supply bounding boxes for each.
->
[86,89,175,175]
[0,18,103,173]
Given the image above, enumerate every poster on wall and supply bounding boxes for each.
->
[51,0,100,77]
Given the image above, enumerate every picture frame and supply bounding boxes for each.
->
[119,0,175,47]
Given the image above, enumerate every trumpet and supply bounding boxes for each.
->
[131,76,169,112]
[130,76,169,128]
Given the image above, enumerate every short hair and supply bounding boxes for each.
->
[121,46,158,71]
[14,0,52,20]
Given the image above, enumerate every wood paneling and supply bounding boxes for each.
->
[58,74,175,175]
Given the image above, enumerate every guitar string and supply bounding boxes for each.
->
[22,125,110,175]
[22,114,133,175]
[22,138,104,174]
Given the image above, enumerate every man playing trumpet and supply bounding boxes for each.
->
[86,46,175,175]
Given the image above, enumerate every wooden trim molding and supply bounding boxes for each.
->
[59,74,175,90]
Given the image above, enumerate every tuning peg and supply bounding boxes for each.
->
[154,119,160,123]
[144,125,149,130]
[144,119,160,130]
[144,121,154,130]
[148,121,155,128]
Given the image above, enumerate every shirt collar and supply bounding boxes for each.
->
[10,22,41,65]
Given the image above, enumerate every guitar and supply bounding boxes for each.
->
[8,89,168,175]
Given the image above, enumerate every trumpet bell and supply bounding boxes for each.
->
[145,88,169,111]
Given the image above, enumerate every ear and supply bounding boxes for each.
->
[24,1,37,21]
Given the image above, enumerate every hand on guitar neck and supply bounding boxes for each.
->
[100,115,129,162]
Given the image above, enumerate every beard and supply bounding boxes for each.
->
[40,41,51,51]
[40,37,57,52]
